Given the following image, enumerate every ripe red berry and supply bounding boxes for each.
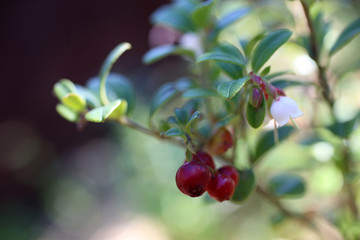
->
[217,166,239,185]
[176,161,212,197]
[193,151,215,169]
[206,128,233,155]
[207,173,235,202]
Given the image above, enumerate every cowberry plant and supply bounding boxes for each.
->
[53,0,360,238]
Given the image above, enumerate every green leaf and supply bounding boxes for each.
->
[53,79,77,100]
[151,4,196,32]
[265,71,291,80]
[251,29,292,73]
[149,78,194,117]
[270,79,315,89]
[216,62,244,79]
[182,88,218,99]
[185,111,200,132]
[191,0,214,28]
[75,85,101,108]
[253,126,294,162]
[61,93,87,112]
[87,73,135,114]
[56,104,77,122]
[330,18,360,56]
[327,115,359,138]
[143,45,196,65]
[99,42,132,105]
[212,8,250,39]
[174,108,189,125]
[197,44,246,66]
[85,99,127,122]
[217,77,249,99]
[260,66,271,76]
[246,94,266,128]
[161,127,186,138]
[231,169,255,203]
[313,12,330,54]
[269,174,305,198]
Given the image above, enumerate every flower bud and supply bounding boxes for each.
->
[249,87,263,108]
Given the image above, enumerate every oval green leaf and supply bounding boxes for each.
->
[269,174,305,198]
[253,126,294,162]
[251,29,292,73]
[85,99,127,123]
[231,169,255,203]
[216,62,244,79]
[191,0,214,28]
[326,114,359,138]
[330,18,360,56]
[62,93,87,112]
[161,127,186,138]
[143,45,196,65]
[185,111,200,132]
[182,88,218,99]
[217,77,249,99]
[56,104,77,122]
[197,44,246,66]
[246,95,266,128]
[53,79,77,100]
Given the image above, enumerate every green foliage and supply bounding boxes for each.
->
[246,95,266,128]
[182,88,218,99]
[251,29,292,73]
[143,45,196,64]
[98,42,131,105]
[191,0,214,28]
[85,99,127,122]
[61,93,87,112]
[56,104,78,122]
[231,169,255,202]
[268,174,305,198]
[217,77,249,99]
[330,18,360,56]
[326,114,359,138]
[197,44,246,66]
[253,126,294,162]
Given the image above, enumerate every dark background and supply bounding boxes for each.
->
[0,0,171,239]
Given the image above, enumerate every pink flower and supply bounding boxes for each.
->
[270,96,303,127]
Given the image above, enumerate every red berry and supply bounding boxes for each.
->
[207,173,235,202]
[217,166,239,185]
[206,128,233,155]
[176,161,212,197]
[194,151,215,169]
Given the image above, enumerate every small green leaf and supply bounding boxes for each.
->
[326,115,359,138]
[75,85,101,108]
[269,174,305,198]
[217,77,249,99]
[270,79,315,89]
[212,8,250,39]
[174,108,189,125]
[149,78,194,117]
[61,93,87,112]
[161,127,186,138]
[182,88,218,99]
[251,29,292,72]
[151,4,196,32]
[53,79,77,100]
[216,62,244,79]
[253,126,294,162]
[87,73,135,114]
[85,99,127,122]
[56,104,77,122]
[246,94,266,128]
[191,0,214,28]
[185,111,200,132]
[143,45,196,65]
[266,71,291,80]
[231,169,255,203]
[314,12,330,54]
[99,42,132,105]
[260,66,271,76]
[197,44,246,66]
[330,18,360,56]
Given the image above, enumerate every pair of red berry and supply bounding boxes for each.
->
[175,151,239,202]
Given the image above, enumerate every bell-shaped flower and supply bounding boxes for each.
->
[270,96,303,127]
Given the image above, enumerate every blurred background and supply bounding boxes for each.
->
[2,0,360,239]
